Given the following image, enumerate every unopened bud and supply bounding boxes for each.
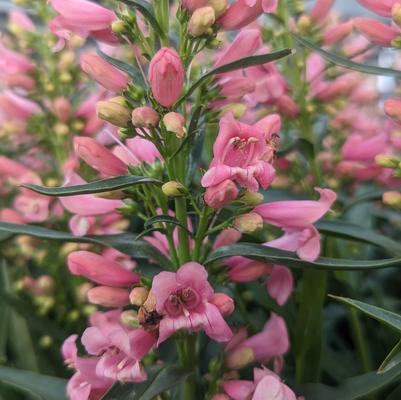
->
[383,191,401,208]
[54,122,69,136]
[96,96,131,127]
[36,276,55,294]
[53,97,71,122]
[120,310,139,327]
[188,6,215,36]
[58,51,75,69]
[163,112,187,138]
[240,191,264,206]
[39,335,53,349]
[211,293,234,316]
[60,72,72,83]
[220,103,247,119]
[297,14,311,34]
[112,19,126,34]
[375,154,399,169]
[234,212,263,234]
[209,0,228,17]
[132,106,160,128]
[162,181,185,197]
[129,287,150,306]
[393,4,401,28]
[226,347,255,370]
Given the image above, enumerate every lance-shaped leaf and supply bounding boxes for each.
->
[205,243,401,271]
[344,189,400,211]
[379,340,401,374]
[144,215,193,236]
[316,220,401,256]
[293,35,401,79]
[0,222,171,268]
[178,48,293,103]
[0,367,67,400]
[22,175,161,197]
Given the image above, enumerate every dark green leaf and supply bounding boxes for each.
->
[102,365,190,400]
[0,222,171,268]
[205,242,401,271]
[0,367,67,400]
[292,35,401,79]
[97,48,143,82]
[119,0,166,39]
[0,262,10,364]
[179,49,292,103]
[22,175,160,197]
[379,340,401,374]
[277,138,314,159]
[330,295,401,333]
[386,382,401,399]
[144,215,192,236]
[301,362,401,400]
[344,188,393,210]
[316,220,401,256]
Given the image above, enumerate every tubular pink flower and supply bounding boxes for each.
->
[9,11,35,32]
[80,52,130,92]
[87,286,130,307]
[0,44,34,75]
[341,133,388,162]
[357,0,399,16]
[151,262,233,344]
[255,188,336,229]
[148,48,184,107]
[67,251,140,287]
[182,0,209,12]
[322,20,354,45]
[384,98,401,125]
[204,179,239,209]
[265,265,293,306]
[0,91,41,120]
[74,137,127,176]
[13,193,50,223]
[354,18,399,47]
[311,0,335,24]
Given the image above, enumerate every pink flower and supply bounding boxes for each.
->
[74,137,127,176]
[218,0,278,31]
[310,0,335,24]
[151,262,233,343]
[385,98,401,125]
[0,91,41,120]
[357,0,399,16]
[265,265,293,306]
[67,251,140,287]
[87,286,131,307]
[201,113,277,193]
[223,367,297,400]
[0,43,34,75]
[8,11,35,32]
[322,20,354,45]
[354,18,399,47]
[80,52,130,92]
[182,0,209,12]
[341,133,388,162]
[204,179,239,209]
[13,193,50,223]
[148,48,185,107]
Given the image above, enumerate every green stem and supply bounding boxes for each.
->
[174,197,191,263]
[193,207,210,261]
[295,269,327,383]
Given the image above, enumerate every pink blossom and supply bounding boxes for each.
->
[87,286,130,307]
[311,0,335,24]
[341,133,388,162]
[148,48,185,107]
[13,193,50,223]
[8,11,35,32]
[0,91,41,120]
[265,265,294,306]
[322,20,354,45]
[357,0,399,16]
[0,44,34,75]
[354,18,399,47]
[151,262,233,343]
[204,179,239,209]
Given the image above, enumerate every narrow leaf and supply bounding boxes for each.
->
[22,175,160,197]
[0,262,10,364]
[316,220,401,256]
[205,243,401,271]
[144,215,192,235]
[345,189,400,211]
[0,367,67,400]
[293,35,401,78]
[379,340,401,374]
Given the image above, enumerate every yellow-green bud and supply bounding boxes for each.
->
[392,4,401,28]
[120,310,140,327]
[375,154,399,169]
[188,6,215,36]
[234,212,264,234]
[383,191,401,208]
[226,347,255,370]
[54,122,69,136]
[240,191,264,206]
[209,0,228,17]
[162,181,185,197]
[129,287,150,306]
[112,20,126,34]
[96,96,131,127]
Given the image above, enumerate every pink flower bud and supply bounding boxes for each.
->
[148,48,184,107]
[234,212,263,234]
[357,0,397,17]
[80,52,130,92]
[3,74,36,91]
[204,179,239,209]
[74,136,127,176]
[87,286,130,307]
[131,106,160,128]
[163,112,187,138]
[9,11,35,32]
[211,293,235,316]
[67,251,140,287]
[129,287,150,306]
[354,18,399,47]
[218,0,262,31]
[311,0,334,24]
[53,97,71,122]
[384,98,401,125]
[188,6,216,36]
[322,20,354,45]
[228,259,271,282]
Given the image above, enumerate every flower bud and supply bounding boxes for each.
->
[148,48,184,107]
[80,52,130,92]
[111,19,126,34]
[204,179,238,209]
[393,4,401,28]
[162,181,185,197]
[96,96,131,127]
[87,286,130,307]
[129,287,150,306]
[297,14,312,34]
[53,97,71,122]
[220,103,247,119]
[234,212,263,234]
[54,122,69,136]
[211,293,234,316]
[163,112,187,138]
[384,98,401,125]
[240,191,264,206]
[383,191,401,208]
[120,310,140,327]
[131,106,160,128]
[375,154,399,168]
[58,51,75,69]
[209,0,228,17]
[36,275,55,294]
[226,346,255,370]
[188,6,215,36]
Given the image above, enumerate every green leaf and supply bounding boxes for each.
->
[119,0,166,39]
[22,175,160,197]
[0,367,67,400]
[0,262,10,364]
[292,35,401,79]
[97,48,143,82]
[301,362,401,400]
[144,215,193,236]
[379,340,401,374]
[102,365,190,400]
[344,189,400,211]
[316,220,401,256]
[179,48,292,103]
[0,222,171,268]
[205,242,401,271]
[330,295,401,333]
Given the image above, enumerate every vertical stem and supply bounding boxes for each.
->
[174,197,191,263]
[295,269,327,383]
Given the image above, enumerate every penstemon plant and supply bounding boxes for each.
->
[1,0,401,399]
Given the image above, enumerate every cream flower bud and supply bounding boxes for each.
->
[129,287,150,306]
[383,191,401,208]
[96,96,131,127]
[209,0,228,17]
[188,6,215,36]
[234,212,263,234]
[226,347,255,370]
[240,191,264,206]
[132,106,160,128]
[162,181,185,197]
[163,112,187,138]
